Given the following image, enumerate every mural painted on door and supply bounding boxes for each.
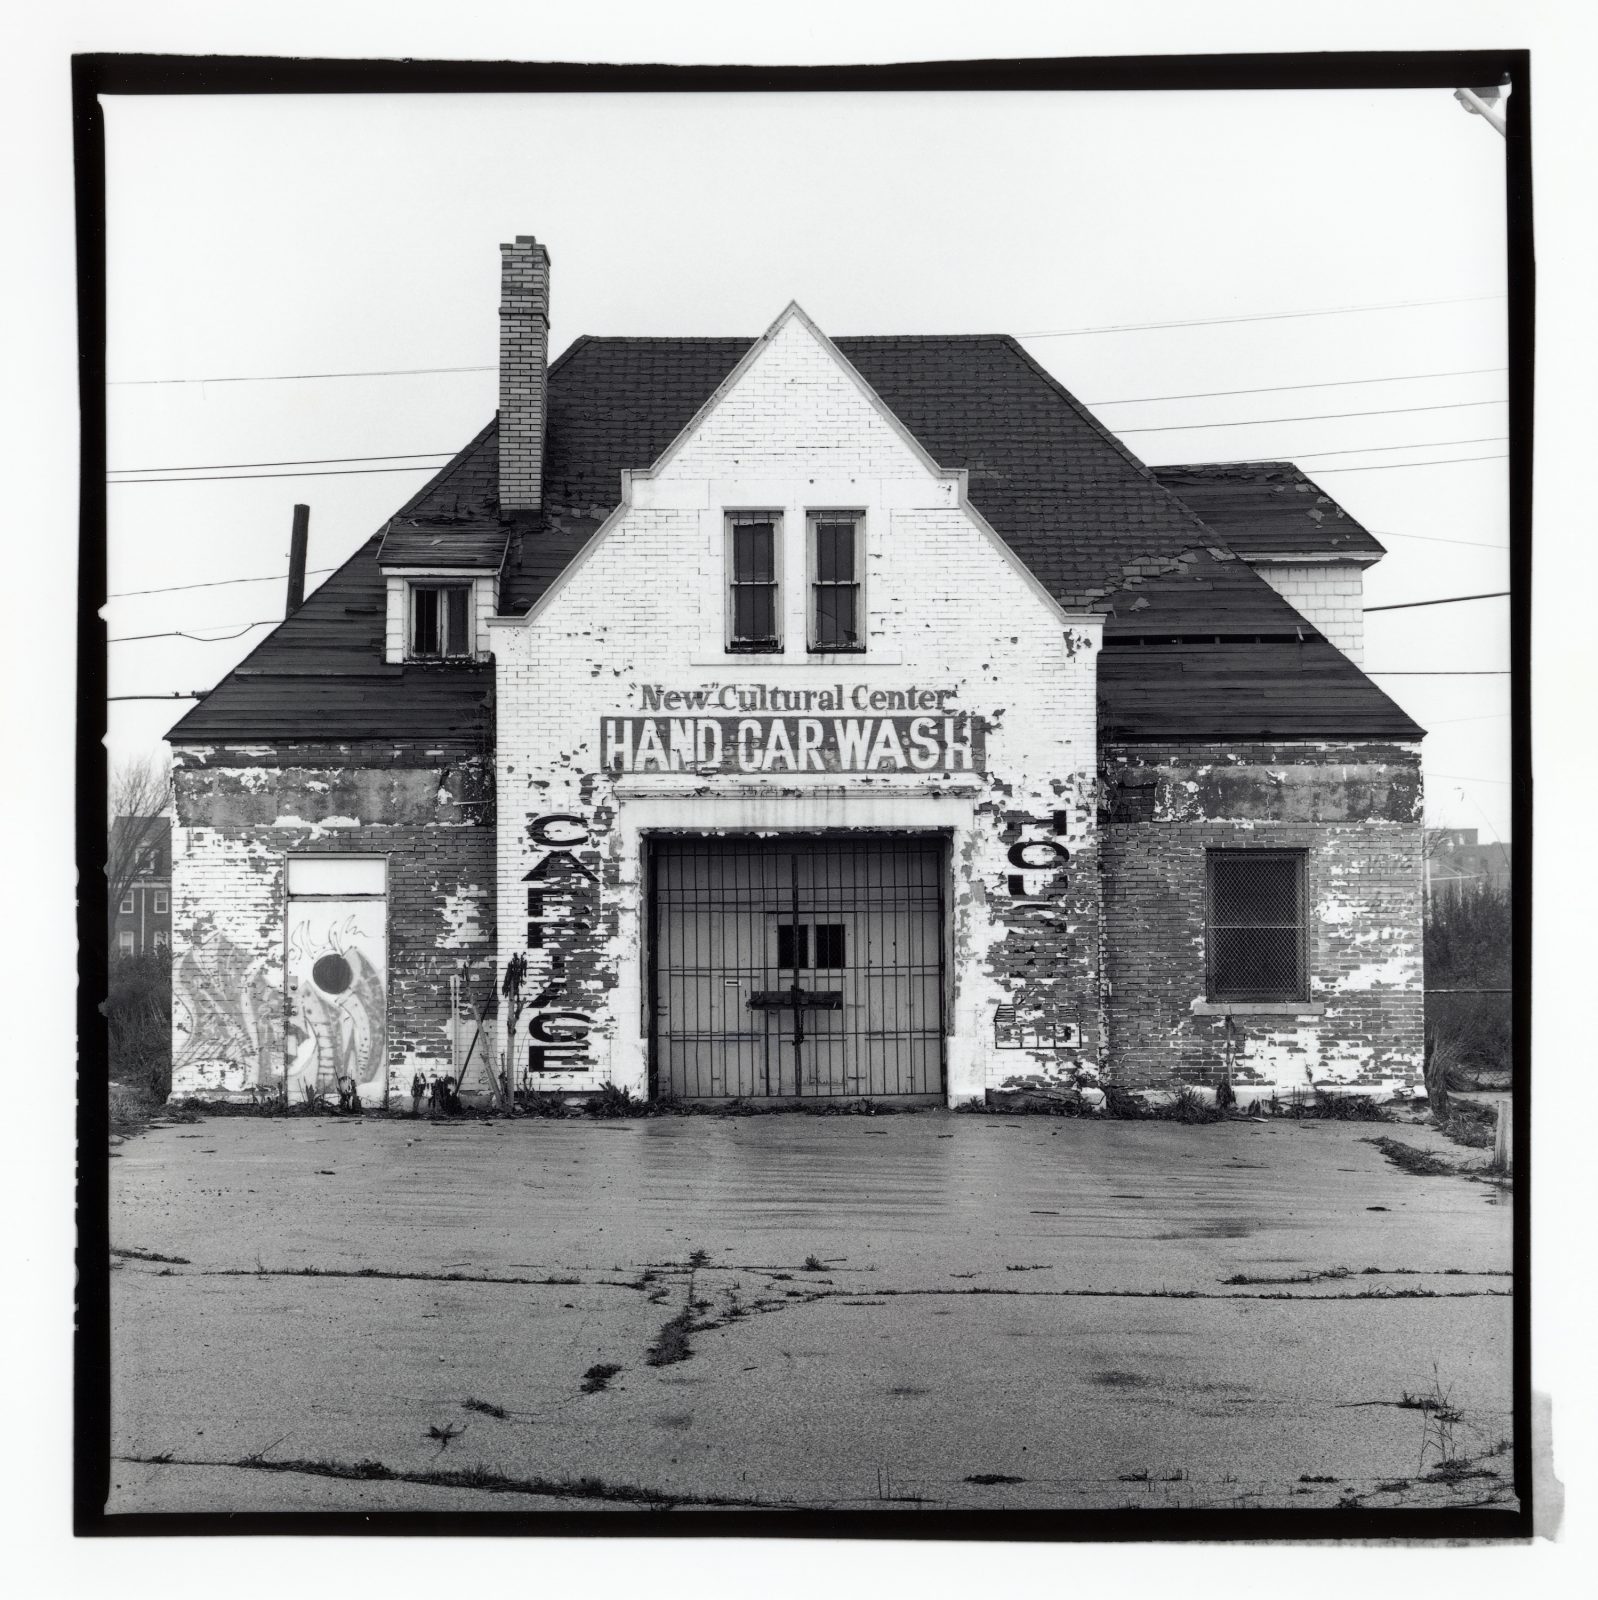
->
[285,903,386,1102]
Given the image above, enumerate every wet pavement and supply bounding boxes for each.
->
[106,1110,1515,1515]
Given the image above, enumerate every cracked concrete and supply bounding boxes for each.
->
[107,1112,1514,1514]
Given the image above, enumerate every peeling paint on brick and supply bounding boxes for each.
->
[490,313,1103,1104]
[170,743,495,1102]
[1100,739,1424,1094]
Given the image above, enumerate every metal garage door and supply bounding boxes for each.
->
[648,835,945,1101]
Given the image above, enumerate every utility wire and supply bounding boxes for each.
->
[110,450,455,475]
[108,463,443,485]
[1366,529,1506,552]
[105,294,1508,385]
[1309,454,1508,475]
[1014,292,1506,340]
[1365,592,1509,613]
[108,429,1510,481]
[1117,397,1506,436]
[106,429,1513,489]
[1366,670,1511,675]
[109,567,336,599]
[106,361,1516,428]
[1229,435,1506,463]
[1085,366,1507,406]
[110,363,495,387]
[105,451,1511,488]
[108,621,277,644]
[108,693,204,701]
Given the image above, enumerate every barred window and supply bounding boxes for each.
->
[726,513,781,652]
[808,512,864,652]
[1205,850,1309,1002]
[775,923,847,970]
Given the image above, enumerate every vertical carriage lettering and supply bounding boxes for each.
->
[993,812,1077,1047]
[523,813,600,1074]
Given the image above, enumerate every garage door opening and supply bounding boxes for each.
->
[647,834,946,1101]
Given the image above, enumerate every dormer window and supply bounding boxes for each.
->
[409,582,472,660]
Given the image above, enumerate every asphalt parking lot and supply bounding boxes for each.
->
[105,1109,1515,1515]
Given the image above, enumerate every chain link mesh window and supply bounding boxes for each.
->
[1206,850,1308,1001]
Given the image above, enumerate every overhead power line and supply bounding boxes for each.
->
[1014,292,1506,340]
[1364,592,1509,613]
[1085,366,1507,406]
[110,363,495,387]
[1232,435,1506,463]
[108,621,278,644]
[1117,397,1506,436]
[105,431,1511,482]
[105,294,1508,386]
[108,567,336,600]
[1366,670,1511,676]
[1368,529,1507,552]
[108,693,204,701]
[1308,453,1508,475]
[110,450,455,475]
[108,463,443,485]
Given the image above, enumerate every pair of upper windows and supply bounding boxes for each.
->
[727,511,864,655]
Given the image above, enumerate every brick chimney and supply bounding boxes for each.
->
[498,235,552,512]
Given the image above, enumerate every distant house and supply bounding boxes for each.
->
[111,816,171,957]
[1426,828,1512,900]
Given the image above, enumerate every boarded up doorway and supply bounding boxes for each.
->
[284,855,388,1105]
[648,835,945,1101]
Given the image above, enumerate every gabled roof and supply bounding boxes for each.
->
[1151,462,1387,561]
[171,333,1418,745]
[110,815,172,875]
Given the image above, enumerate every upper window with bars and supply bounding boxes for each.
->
[726,513,782,653]
[1205,849,1309,1002]
[408,582,472,660]
[808,512,864,652]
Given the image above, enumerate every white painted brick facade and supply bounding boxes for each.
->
[490,310,1102,1105]
[1250,560,1367,662]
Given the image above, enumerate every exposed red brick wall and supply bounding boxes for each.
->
[1099,741,1424,1097]
[171,742,496,1101]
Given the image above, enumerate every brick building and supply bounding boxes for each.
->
[1426,828,1512,900]
[166,235,1425,1109]
[111,816,171,958]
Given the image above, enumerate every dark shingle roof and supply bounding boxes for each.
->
[378,528,508,570]
[1099,643,1423,741]
[172,333,1416,744]
[1152,462,1387,561]
[1101,545,1323,641]
[1095,544,1422,740]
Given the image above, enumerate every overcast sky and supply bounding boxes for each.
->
[102,86,1510,838]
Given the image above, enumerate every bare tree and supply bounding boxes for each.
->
[107,754,172,944]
